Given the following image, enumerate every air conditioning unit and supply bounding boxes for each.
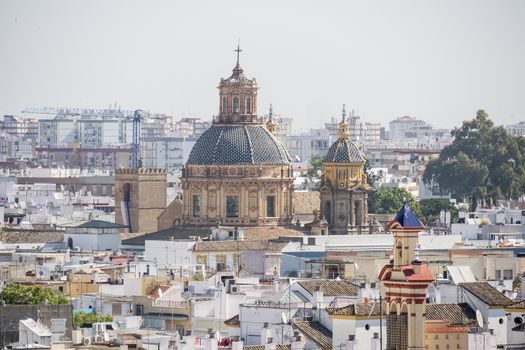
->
[231,286,239,293]
[82,338,91,346]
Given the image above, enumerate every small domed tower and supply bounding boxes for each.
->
[266,104,277,136]
[320,105,369,234]
[378,202,434,350]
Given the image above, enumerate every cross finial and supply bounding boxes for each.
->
[341,104,347,122]
[235,43,242,65]
[269,104,273,118]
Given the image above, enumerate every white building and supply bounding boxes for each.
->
[61,220,125,251]
[39,116,78,147]
[144,240,196,269]
[141,137,197,172]
[17,318,53,347]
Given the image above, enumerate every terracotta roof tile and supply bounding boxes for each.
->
[1,228,63,243]
[243,346,290,350]
[425,303,477,326]
[297,280,359,297]
[243,227,306,240]
[507,300,525,309]
[193,240,288,252]
[293,321,332,349]
[460,282,513,307]
[327,302,386,317]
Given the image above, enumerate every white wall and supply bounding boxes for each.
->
[451,224,481,240]
[239,305,300,345]
[145,240,195,268]
[64,233,121,251]
[461,289,507,346]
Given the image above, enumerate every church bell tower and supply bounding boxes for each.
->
[378,203,434,350]
[217,45,258,124]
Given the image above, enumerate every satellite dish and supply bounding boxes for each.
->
[281,312,289,324]
[476,310,484,329]
[111,321,120,331]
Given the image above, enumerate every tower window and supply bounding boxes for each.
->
[233,97,240,114]
[222,96,227,114]
[266,195,275,217]
[192,195,201,217]
[226,196,239,217]
[246,97,251,114]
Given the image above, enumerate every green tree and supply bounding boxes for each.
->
[368,187,420,216]
[0,283,69,305]
[419,198,458,225]
[364,160,381,187]
[424,110,525,210]
[73,311,113,328]
[301,155,323,189]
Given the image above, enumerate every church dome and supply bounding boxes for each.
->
[187,124,291,165]
[324,137,365,163]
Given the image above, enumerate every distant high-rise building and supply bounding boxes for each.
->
[0,115,38,140]
[506,121,525,137]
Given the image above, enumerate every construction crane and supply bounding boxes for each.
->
[131,109,144,168]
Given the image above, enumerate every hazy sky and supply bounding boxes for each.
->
[0,1,524,131]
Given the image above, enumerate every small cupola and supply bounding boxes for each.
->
[338,104,350,139]
[266,104,277,135]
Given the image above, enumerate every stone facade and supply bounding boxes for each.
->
[181,50,293,227]
[320,106,369,234]
[115,168,167,233]
[181,164,293,226]
[157,197,183,231]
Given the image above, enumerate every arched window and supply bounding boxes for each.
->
[246,97,251,114]
[233,97,240,114]
[222,96,227,114]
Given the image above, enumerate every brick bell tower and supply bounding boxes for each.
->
[378,202,434,350]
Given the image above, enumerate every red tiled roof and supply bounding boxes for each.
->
[401,265,434,282]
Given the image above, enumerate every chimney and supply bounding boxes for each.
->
[412,259,422,274]
[344,335,356,350]
[313,286,324,307]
